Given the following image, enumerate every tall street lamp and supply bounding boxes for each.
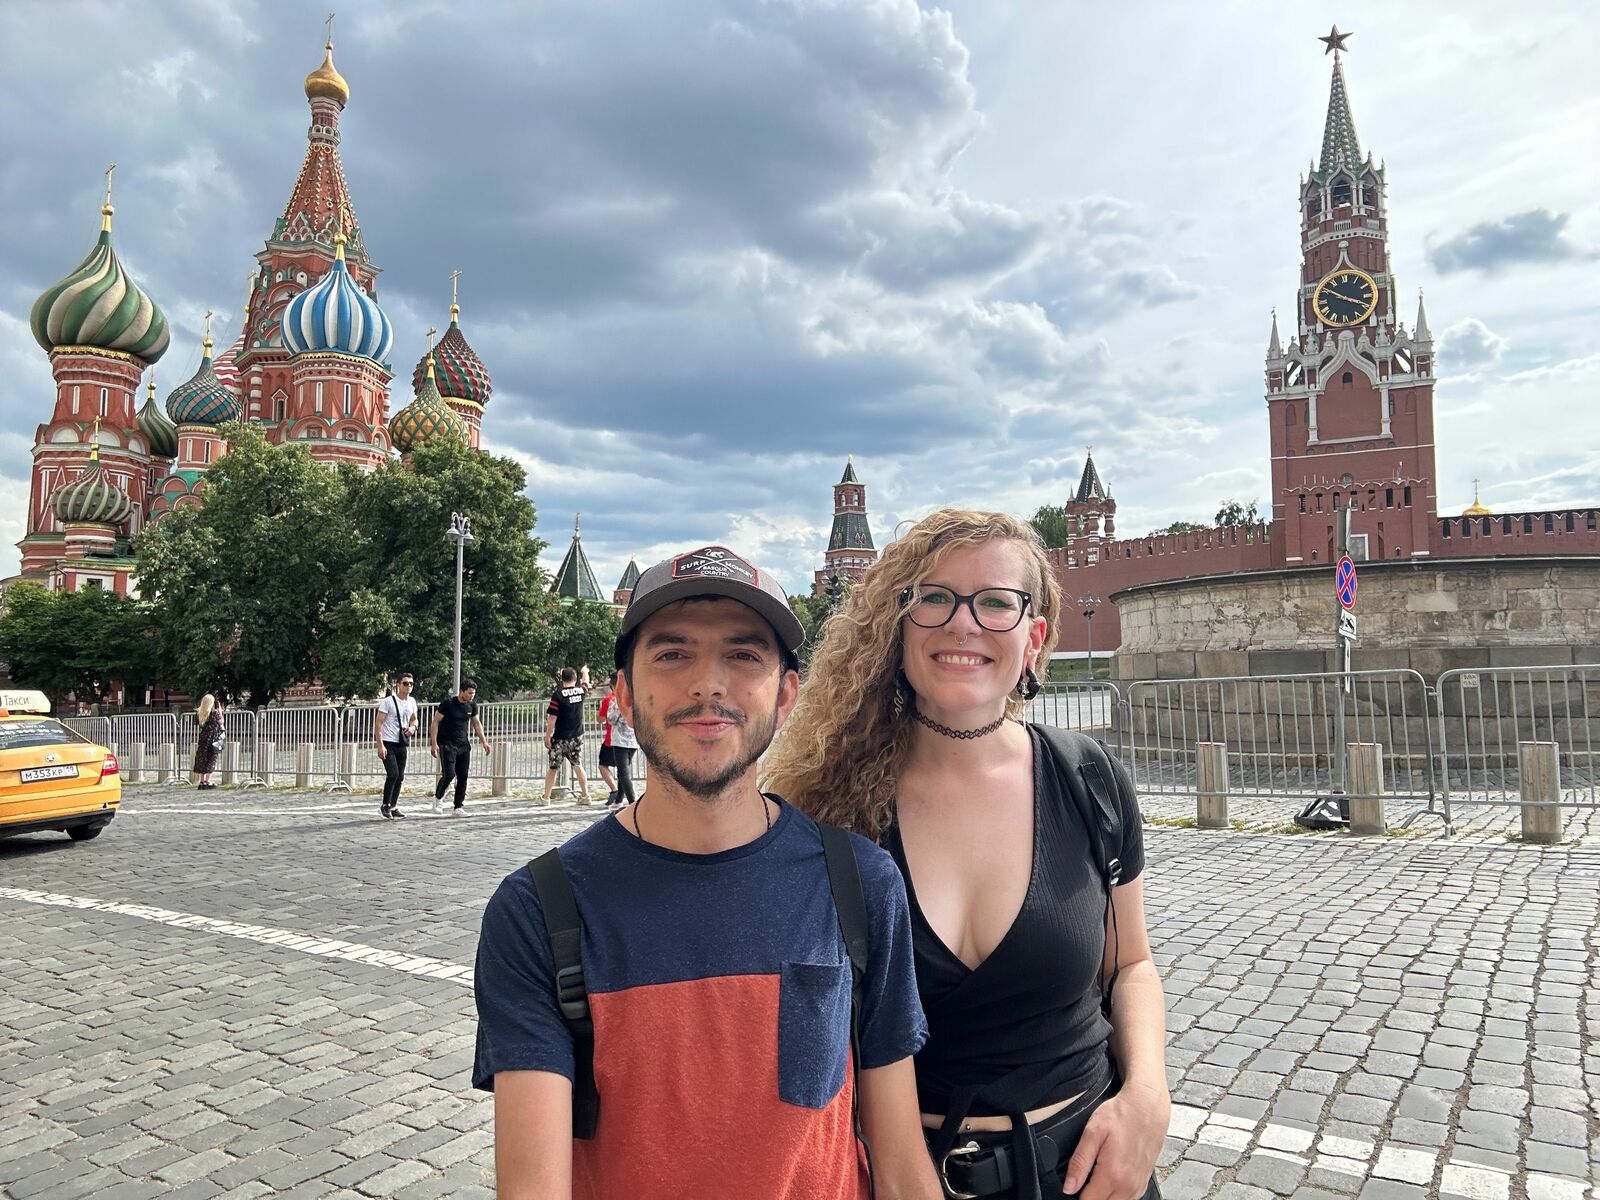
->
[1080,593,1100,682]
[446,513,474,693]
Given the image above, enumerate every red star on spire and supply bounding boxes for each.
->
[1318,25,1353,55]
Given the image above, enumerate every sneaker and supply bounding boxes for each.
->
[390,807,407,819]
[380,807,392,820]
[451,806,466,817]
[606,790,618,806]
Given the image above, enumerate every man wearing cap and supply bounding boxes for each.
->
[473,546,940,1199]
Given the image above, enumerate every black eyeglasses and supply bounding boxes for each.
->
[397,679,414,687]
[899,585,1033,632]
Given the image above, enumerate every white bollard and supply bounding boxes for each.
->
[1196,742,1228,829]
[1347,743,1387,836]
[1518,742,1563,845]
[127,743,146,784]
[258,740,276,786]
[158,743,176,784]
[338,742,355,790]
[295,743,313,789]
[221,742,240,786]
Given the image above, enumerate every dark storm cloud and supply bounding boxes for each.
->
[0,0,1201,585]
[1425,208,1590,275]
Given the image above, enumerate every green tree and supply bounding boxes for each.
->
[539,600,621,687]
[0,583,163,707]
[1145,519,1207,537]
[134,423,352,707]
[1215,499,1261,526]
[1029,504,1074,550]
[318,437,553,701]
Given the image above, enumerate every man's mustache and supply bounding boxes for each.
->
[665,702,746,727]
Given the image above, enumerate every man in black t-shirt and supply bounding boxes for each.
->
[430,679,491,814]
[542,666,590,802]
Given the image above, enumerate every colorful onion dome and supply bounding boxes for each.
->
[280,233,393,364]
[389,356,467,452]
[304,40,350,105]
[166,335,240,426]
[412,310,492,408]
[137,375,177,458]
[30,200,170,364]
[51,444,132,527]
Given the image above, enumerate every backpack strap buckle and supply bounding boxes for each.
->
[554,963,590,1023]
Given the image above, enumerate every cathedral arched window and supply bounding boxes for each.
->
[343,383,353,417]
[1342,372,1353,386]
[1332,180,1352,208]
[100,387,109,418]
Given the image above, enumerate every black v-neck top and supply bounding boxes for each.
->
[881,726,1145,1118]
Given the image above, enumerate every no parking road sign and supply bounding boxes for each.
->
[1336,556,1358,609]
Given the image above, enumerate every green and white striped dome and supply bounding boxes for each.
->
[30,205,170,364]
[51,448,133,527]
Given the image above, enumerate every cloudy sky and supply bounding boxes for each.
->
[2,0,1596,595]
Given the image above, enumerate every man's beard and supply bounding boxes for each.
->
[634,697,780,801]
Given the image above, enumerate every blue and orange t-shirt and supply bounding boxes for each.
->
[473,799,927,1199]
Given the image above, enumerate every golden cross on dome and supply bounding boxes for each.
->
[450,269,462,307]
[1318,25,1352,56]
[426,326,438,352]
[102,163,116,207]
[326,12,335,45]
[90,416,102,463]
[203,308,214,337]
[101,163,117,230]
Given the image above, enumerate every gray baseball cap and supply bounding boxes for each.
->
[615,545,805,667]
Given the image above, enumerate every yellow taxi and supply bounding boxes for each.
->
[0,690,120,842]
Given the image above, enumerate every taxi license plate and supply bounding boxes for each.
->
[21,765,79,783]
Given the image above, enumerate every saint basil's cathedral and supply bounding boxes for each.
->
[13,34,492,598]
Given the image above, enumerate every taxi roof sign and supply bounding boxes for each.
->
[0,689,52,715]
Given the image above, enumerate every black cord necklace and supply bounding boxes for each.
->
[628,791,772,846]
[910,703,1009,740]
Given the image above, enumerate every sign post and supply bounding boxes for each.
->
[1297,507,1356,829]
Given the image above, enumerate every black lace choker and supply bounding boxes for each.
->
[910,703,1008,741]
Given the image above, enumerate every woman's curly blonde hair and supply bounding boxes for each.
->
[764,508,1061,840]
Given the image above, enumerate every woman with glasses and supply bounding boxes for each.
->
[375,673,420,820]
[765,509,1168,1200]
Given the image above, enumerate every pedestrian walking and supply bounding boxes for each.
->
[374,672,419,819]
[542,667,590,802]
[766,510,1171,1200]
[596,671,619,805]
[192,694,224,790]
[430,679,490,815]
[604,679,638,809]
[473,544,940,1199]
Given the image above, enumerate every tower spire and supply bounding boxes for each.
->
[1414,290,1432,341]
[450,269,462,324]
[1319,32,1363,175]
[1268,308,1282,357]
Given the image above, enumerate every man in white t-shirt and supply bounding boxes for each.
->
[375,673,420,819]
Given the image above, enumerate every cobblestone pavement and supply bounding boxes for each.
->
[2,783,1596,1200]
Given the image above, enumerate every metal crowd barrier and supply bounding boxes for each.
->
[1435,665,1600,829]
[1124,670,1436,810]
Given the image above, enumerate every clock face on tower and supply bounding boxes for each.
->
[1313,268,1378,328]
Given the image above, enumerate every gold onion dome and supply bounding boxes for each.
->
[304,41,349,105]
[31,196,170,364]
[389,356,467,452]
[51,445,132,527]
[137,376,177,458]
[1463,499,1493,517]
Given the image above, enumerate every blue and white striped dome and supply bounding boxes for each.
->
[279,233,393,364]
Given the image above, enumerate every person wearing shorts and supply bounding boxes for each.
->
[543,667,590,802]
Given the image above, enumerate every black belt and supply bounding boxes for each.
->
[935,1076,1114,1200]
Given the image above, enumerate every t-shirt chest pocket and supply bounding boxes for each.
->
[776,960,851,1109]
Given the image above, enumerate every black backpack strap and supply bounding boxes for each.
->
[528,849,599,1139]
[1033,725,1127,1018]
[819,823,872,1193]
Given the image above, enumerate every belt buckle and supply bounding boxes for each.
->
[939,1139,982,1200]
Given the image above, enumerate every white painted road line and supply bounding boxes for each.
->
[0,885,473,989]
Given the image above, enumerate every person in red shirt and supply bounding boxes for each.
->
[597,671,620,807]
